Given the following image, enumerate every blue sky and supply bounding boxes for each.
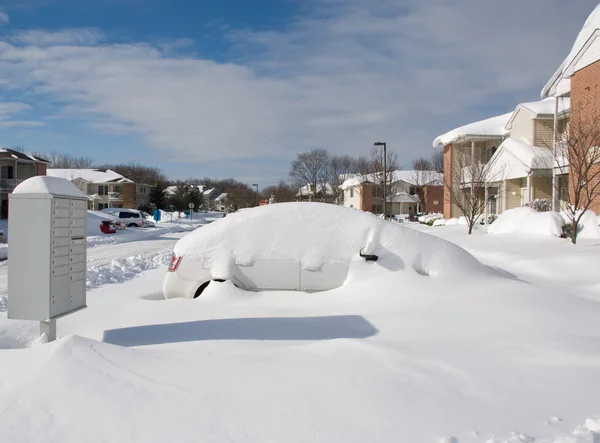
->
[0,0,598,186]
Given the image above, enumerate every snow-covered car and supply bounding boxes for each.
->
[163,202,484,299]
[101,208,147,227]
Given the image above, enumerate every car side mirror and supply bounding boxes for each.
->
[359,248,378,262]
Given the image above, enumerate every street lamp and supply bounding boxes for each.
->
[374,141,387,218]
[252,184,259,207]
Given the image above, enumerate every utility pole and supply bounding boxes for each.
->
[253,184,259,207]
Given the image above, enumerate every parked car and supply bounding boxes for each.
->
[100,220,117,234]
[162,202,484,300]
[101,208,146,227]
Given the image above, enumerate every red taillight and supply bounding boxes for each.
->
[168,254,182,272]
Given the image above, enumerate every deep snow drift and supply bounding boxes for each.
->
[2,204,600,443]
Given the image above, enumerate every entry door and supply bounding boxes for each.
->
[520,187,529,206]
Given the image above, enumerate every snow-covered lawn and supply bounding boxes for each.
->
[1,207,600,443]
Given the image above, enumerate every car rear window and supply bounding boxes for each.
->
[119,212,130,218]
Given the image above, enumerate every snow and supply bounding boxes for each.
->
[174,202,483,279]
[542,3,600,97]
[47,168,132,184]
[341,170,443,190]
[433,218,447,226]
[561,210,600,239]
[432,112,512,148]
[486,138,554,181]
[488,207,564,237]
[12,176,87,198]
[2,204,600,442]
[516,97,570,117]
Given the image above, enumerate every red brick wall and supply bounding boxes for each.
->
[570,59,600,214]
[360,183,373,212]
[35,163,47,176]
[424,185,443,214]
[443,145,452,219]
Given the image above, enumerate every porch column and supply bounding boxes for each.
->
[552,96,559,211]
[484,183,488,225]
[526,174,532,205]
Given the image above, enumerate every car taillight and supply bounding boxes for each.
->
[168,254,182,272]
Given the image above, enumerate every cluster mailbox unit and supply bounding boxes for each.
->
[8,176,88,341]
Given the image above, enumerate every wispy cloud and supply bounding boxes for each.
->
[0,99,43,127]
[0,10,9,25]
[0,0,596,178]
[10,28,105,46]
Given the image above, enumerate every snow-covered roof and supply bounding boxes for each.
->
[47,169,133,184]
[542,4,600,98]
[433,113,512,148]
[506,98,570,130]
[297,183,335,196]
[215,193,228,202]
[12,176,88,198]
[486,138,554,182]
[388,192,420,203]
[341,170,443,190]
[0,148,50,163]
[203,188,217,195]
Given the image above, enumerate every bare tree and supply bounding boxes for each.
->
[47,152,95,169]
[431,150,444,173]
[357,147,400,213]
[551,99,600,244]
[446,150,505,235]
[261,180,297,203]
[410,157,437,213]
[100,162,166,185]
[289,148,330,201]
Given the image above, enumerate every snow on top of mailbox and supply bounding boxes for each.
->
[13,176,87,198]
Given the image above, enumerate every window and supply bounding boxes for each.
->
[119,212,131,219]
[113,186,121,194]
[487,146,497,162]
[1,165,14,180]
[131,212,140,218]
[98,185,108,195]
[98,203,108,210]
[350,188,354,198]
[372,204,383,214]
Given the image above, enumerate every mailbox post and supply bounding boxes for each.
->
[8,176,88,342]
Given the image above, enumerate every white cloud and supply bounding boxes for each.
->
[0,10,9,26]
[0,0,597,174]
[0,99,43,127]
[10,28,105,46]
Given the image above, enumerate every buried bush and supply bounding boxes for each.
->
[427,219,436,227]
[526,198,551,212]
[561,223,576,239]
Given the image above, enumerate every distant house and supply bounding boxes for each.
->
[296,183,335,201]
[203,188,220,201]
[341,170,443,216]
[0,148,51,218]
[47,169,149,210]
[214,193,229,211]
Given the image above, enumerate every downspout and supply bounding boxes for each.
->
[552,96,559,211]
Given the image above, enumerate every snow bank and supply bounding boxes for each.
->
[488,207,564,237]
[560,210,600,239]
[576,210,600,239]
[432,219,447,227]
[445,218,459,226]
[175,202,486,280]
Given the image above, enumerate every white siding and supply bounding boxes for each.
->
[343,186,361,209]
[508,108,535,144]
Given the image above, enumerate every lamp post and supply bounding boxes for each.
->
[374,141,387,218]
[252,184,259,207]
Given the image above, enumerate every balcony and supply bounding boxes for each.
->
[108,192,122,201]
[0,179,24,193]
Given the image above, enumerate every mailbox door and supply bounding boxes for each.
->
[49,197,87,318]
